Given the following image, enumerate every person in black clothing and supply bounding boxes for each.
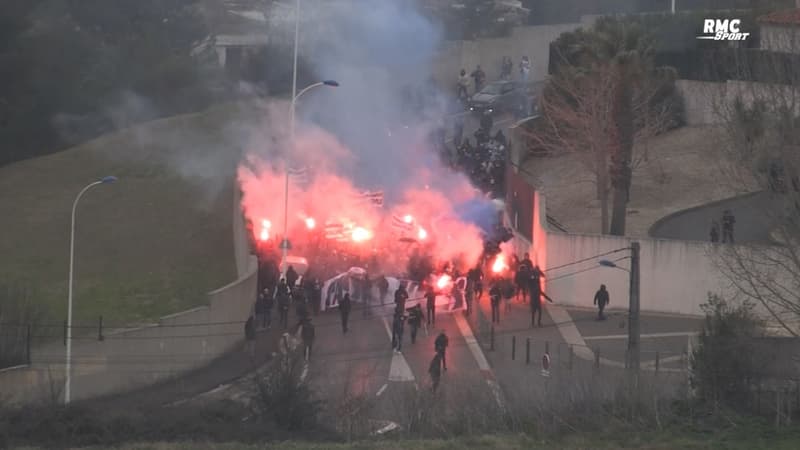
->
[378,275,389,305]
[339,292,352,334]
[593,284,610,320]
[408,304,424,344]
[392,311,406,353]
[256,289,267,329]
[435,331,449,371]
[311,278,322,315]
[297,317,315,361]
[276,279,290,329]
[489,282,501,323]
[395,283,409,312]
[429,353,442,392]
[515,264,530,303]
[722,209,736,243]
[425,288,437,326]
[520,253,533,271]
[244,315,256,358]
[468,266,484,299]
[260,287,274,329]
[529,265,545,327]
[470,65,486,94]
[286,265,299,289]
[294,288,308,321]
[710,219,720,243]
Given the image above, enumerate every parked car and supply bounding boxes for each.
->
[468,80,528,116]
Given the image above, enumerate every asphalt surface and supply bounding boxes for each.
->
[649,191,778,244]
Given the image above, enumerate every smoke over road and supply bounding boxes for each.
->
[238,0,497,272]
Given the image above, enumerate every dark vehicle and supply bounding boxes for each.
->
[468,80,530,116]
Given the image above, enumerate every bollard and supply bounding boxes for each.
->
[594,349,601,369]
[98,315,104,341]
[490,325,495,351]
[655,352,660,374]
[526,338,531,364]
[545,340,550,355]
[511,336,516,361]
[63,320,67,346]
[569,345,574,371]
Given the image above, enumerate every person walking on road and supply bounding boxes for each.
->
[339,292,352,334]
[722,209,736,243]
[378,275,389,305]
[244,315,256,358]
[395,283,409,312]
[256,288,267,329]
[297,317,315,361]
[392,311,406,354]
[593,284,610,321]
[408,304,424,344]
[502,277,515,313]
[261,287,274,329]
[529,266,545,328]
[429,353,442,393]
[710,219,720,243]
[286,265,299,289]
[276,279,290,329]
[425,288,437,326]
[435,330,449,371]
[489,282,502,323]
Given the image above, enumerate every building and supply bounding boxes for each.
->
[758,2,800,53]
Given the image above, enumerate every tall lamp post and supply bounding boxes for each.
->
[598,241,641,375]
[280,0,339,276]
[65,175,117,404]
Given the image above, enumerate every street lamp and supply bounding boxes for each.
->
[598,242,641,375]
[65,175,117,404]
[280,0,339,276]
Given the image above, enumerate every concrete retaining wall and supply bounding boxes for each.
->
[676,79,800,126]
[0,187,258,405]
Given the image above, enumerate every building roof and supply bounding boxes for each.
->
[758,9,800,25]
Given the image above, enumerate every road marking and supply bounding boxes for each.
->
[376,383,388,397]
[382,317,415,382]
[372,421,400,435]
[583,331,699,341]
[548,304,594,360]
[454,314,505,409]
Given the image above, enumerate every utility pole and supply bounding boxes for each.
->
[627,241,641,375]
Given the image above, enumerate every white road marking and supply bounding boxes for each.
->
[453,314,505,409]
[382,317,415,382]
[376,383,388,397]
[583,331,699,341]
[372,421,400,435]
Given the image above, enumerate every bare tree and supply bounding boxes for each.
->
[712,34,800,336]
[521,54,676,234]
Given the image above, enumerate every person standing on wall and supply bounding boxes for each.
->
[593,284,610,321]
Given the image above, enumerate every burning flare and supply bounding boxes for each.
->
[259,219,272,242]
[351,226,373,243]
[305,217,316,230]
[403,214,414,224]
[492,254,508,274]
[436,274,452,290]
[418,227,427,240]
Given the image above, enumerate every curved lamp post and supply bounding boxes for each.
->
[598,242,640,374]
[65,175,117,404]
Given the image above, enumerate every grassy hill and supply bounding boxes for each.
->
[0,102,257,328]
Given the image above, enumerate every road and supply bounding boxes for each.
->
[649,191,778,244]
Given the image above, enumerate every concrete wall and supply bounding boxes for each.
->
[676,79,800,125]
[511,192,734,317]
[0,189,258,405]
[430,23,582,88]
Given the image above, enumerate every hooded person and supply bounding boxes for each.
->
[286,265,299,289]
[392,310,407,353]
[339,292,352,334]
[407,304,425,344]
[593,284,610,320]
[435,330,449,371]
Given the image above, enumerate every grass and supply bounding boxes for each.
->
[0,102,259,328]
[19,427,800,450]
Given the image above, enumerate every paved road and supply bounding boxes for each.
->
[649,191,778,244]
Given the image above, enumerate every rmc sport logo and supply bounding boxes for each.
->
[697,19,750,41]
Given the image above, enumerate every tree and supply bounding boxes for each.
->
[711,41,800,336]
[524,17,679,234]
